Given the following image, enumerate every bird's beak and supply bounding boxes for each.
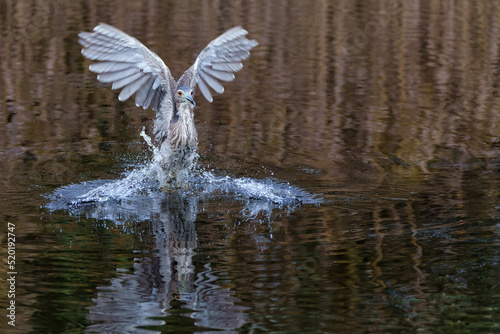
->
[185,95,196,107]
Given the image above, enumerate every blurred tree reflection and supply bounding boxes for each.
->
[1,0,498,183]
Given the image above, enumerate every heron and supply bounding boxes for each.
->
[78,23,258,182]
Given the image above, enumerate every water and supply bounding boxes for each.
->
[1,0,500,333]
[46,166,322,222]
[46,127,321,223]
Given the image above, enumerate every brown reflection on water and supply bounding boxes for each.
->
[200,169,500,331]
[1,0,498,182]
[1,0,500,333]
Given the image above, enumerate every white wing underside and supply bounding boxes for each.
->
[177,26,259,102]
[79,24,175,119]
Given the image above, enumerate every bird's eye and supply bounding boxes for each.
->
[178,91,182,96]
[190,91,193,95]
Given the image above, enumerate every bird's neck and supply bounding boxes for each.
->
[177,103,194,121]
[169,103,197,150]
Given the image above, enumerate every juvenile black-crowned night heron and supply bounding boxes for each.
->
[78,23,258,180]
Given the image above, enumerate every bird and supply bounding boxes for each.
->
[78,23,258,183]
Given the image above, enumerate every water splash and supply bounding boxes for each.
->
[45,129,322,222]
[46,168,321,221]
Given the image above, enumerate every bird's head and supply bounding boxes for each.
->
[175,86,195,108]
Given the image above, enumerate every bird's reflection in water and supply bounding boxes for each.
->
[45,163,319,332]
[85,192,247,333]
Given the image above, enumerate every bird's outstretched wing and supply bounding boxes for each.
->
[78,23,175,122]
[177,27,258,103]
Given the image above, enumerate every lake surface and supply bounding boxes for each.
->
[1,1,500,333]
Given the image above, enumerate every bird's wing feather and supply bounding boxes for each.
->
[177,27,258,103]
[78,23,175,132]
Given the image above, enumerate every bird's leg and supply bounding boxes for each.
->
[140,126,155,150]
